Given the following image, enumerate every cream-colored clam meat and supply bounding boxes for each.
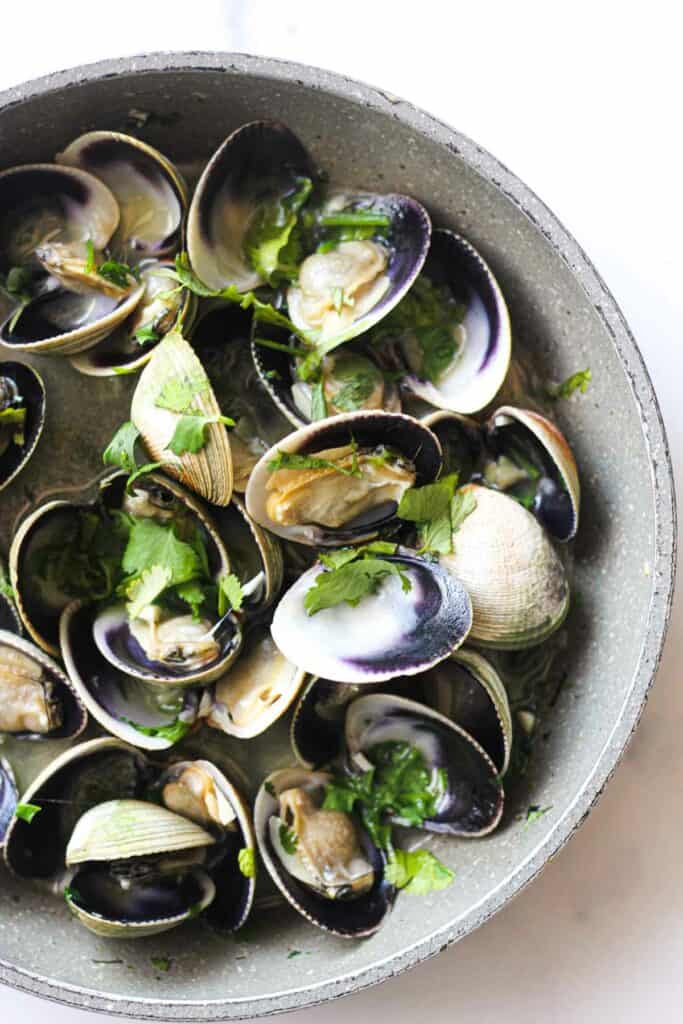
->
[162,764,237,829]
[130,608,220,670]
[270,787,374,898]
[266,444,415,528]
[287,241,389,343]
[207,634,301,736]
[0,643,60,734]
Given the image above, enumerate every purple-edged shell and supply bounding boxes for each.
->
[271,550,472,685]
[345,694,503,836]
[245,409,442,547]
[397,229,511,414]
[254,767,394,938]
[0,759,18,846]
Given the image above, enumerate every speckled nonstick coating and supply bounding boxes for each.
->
[0,51,676,1021]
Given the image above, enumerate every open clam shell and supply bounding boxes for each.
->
[69,259,196,377]
[272,550,472,684]
[345,694,503,836]
[0,629,86,740]
[0,758,18,847]
[4,737,150,880]
[254,767,394,938]
[9,469,229,656]
[409,648,512,776]
[397,229,511,414]
[60,600,202,751]
[158,760,256,933]
[253,333,402,429]
[290,678,367,769]
[245,410,442,547]
[420,409,482,481]
[442,484,570,648]
[211,496,284,612]
[486,405,580,541]
[57,131,187,260]
[286,188,431,353]
[131,330,234,506]
[204,624,305,739]
[0,362,46,494]
[187,120,315,293]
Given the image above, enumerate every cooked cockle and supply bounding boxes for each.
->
[272,786,374,899]
[287,240,389,344]
[246,410,442,546]
[0,630,85,739]
[128,607,221,671]
[255,768,394,937]
[265,443,415,529]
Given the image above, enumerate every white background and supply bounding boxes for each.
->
[1,2,682,1021]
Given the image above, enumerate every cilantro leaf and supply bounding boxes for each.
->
[125,462,168,493]
[279,823,298,854]
[328,357,381,412]
[398,474,459,556]
[175,579,207,619]
[98,259,137,289]
[155,375,209,415]
[167,413,234,457]
[150,957,171,973]
[238,847,256,878]
[0,406,26,447]
[122,717,193,744]
[450,488,477,536]
[0,577,14,600]
[385,848,455,894]
[525,804,553,827]
[267,448,361,478]
[264,780,276,798]
[318,542,397,571]
[552,368,592,399]
[122,520,205,589]
[244,176,313,284]
[125,565,172,619]
[324,741,445,850]
[84,239,96,275]
[134,323,161,346]
[304,553,411,616]
[218,573,244,616]
[15,802,41,823]
[310,380,327,421]
[103,422,141,473]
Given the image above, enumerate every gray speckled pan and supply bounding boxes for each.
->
[0,52,676,1020]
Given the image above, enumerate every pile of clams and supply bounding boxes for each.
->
[0,119,582,943]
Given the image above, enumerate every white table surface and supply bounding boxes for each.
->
[1,2,681,1020]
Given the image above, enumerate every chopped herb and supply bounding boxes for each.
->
[125,564,172,619]
[328,364,379,412]
[244,176,313,284]
[324,741,446,850]
[0,577,14,600]
[125,461,167,493]
[267,446,361,478]
[167,413,234,457]
[122,717,193,744]
[0,266,32,333]
[0,406,26,447]
[287,950,310,959]
[150,957,172,973]
[398,474,459,555]
[121,518,208,591]
[103,422,141,474]
[369,274,464,384]
[218,573,244,617]
[319,212,390,228]
[155,374,209,416]
[238,847,256,879]
[304,547,411,617]
[64,885,82,903]
[134,323,161,346]
[449,488,478,539]
[552,368,592,399]
[253,337,310,358]
[33,508,131,603]
[84,239,96,275]
[264,781,276,798]
[279,823,298,855]
[15,802,41,823]
[385,848,455,894]
[310,380,327,420]
[98,259,137,289]
[175,579,207,619]
[525,804,553,827]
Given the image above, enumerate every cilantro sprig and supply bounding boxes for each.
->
[238,847,256,878]
[122,717,193,744]
[551,368,592,399]
[304,543,411,617]
[398,477,477,555]
[244,176,313,285]
[385,848,455,894]
[267,444,362,478]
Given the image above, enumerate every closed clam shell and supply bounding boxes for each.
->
[131,330,233,506]
[443,485,570,648]
[65,798,215,866]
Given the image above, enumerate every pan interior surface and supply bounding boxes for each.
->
[0,52,675,1020]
